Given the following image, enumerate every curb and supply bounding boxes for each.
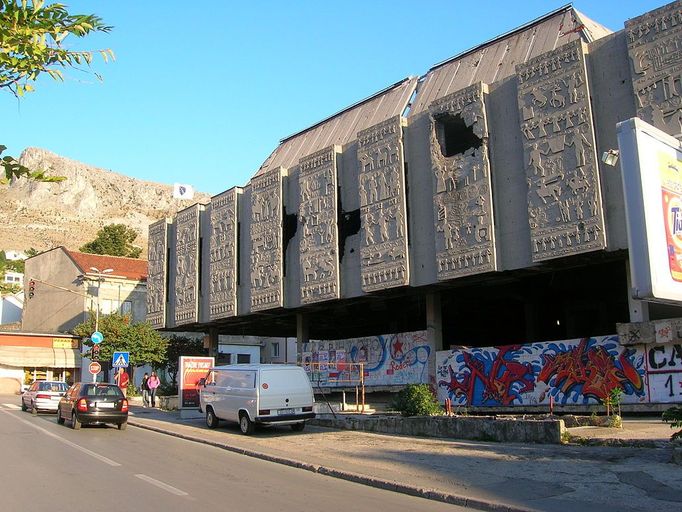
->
[129,419,534,512]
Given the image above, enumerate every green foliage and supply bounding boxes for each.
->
[157,380,177,397]
[662,406,682,441]
[79,224,142,258]
[390,384,443,417]
[1,1,112,183]
[0,250,24,293]
[72,312,167,368]
[162,335,208,386]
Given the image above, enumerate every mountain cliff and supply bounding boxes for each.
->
[0,148,209,255]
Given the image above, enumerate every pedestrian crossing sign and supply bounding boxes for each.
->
[112,351,130,368]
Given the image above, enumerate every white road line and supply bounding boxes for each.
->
[135,474,189,496]
[0,408,121,466]
[2,404,21,409]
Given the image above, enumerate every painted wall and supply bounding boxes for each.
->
[437,335,682,407]
[302,330,432,387]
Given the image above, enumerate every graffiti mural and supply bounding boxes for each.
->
[302,331,431,387]
[437,336,647,407]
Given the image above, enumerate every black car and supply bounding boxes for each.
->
[57,382,128,430]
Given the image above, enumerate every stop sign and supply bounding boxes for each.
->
[89,361,101,375]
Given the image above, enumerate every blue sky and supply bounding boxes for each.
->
[1,1,665,196]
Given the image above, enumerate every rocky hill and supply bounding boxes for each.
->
[0,148,210,255]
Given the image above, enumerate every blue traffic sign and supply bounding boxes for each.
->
[91,331,104,344]
[112,351,130,368]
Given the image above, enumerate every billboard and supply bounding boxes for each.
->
[179,356,214,409]
[618,117,682,303]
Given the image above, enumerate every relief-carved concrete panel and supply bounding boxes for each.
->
[357,116,410,292]
[299,146,340,304]
[250,167,284,311]
[516,40,606,262]
[627,1,682,139]
[429,82,497,280]
[147,218,168,329]
[174,204,200,325]
[208,188,241,320]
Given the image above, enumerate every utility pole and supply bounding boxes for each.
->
[88,267,113,382]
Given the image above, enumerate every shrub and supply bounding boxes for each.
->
[391,384,442,417]
[156,381,177,397]
[662,406,682,441]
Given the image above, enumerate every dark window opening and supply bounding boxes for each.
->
[434,112,482,157]
[282,208,298,277]
[338,187,360,262]
[165,246,170,304]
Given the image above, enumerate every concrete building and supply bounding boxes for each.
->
[0,293,23,326]
[22,247,147,333]
[149,2,682,407]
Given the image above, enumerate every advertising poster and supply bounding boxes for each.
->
[179,356,214,409]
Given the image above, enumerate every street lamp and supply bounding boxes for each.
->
[89,267,113,333]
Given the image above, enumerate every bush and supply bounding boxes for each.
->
[663,406,682,441]
[156,381,177,397]
[391,384,442,417]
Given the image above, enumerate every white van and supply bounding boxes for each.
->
[199,364,315,435]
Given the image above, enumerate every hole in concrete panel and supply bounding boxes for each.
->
[434,112,482,157]
[338,209,360,262]
[283,208,297,276]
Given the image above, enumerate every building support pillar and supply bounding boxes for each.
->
[426,292,442,391]
[207,327,219,358]
[296,313,309,364]
[626,260,650,323]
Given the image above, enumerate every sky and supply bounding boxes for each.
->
[1,0,667,196]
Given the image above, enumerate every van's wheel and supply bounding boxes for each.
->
[31,402,38,415]
[239,412,254,435]
[21,400,27,412]
[290,422,305,432]
[206,407,219,429]
[71,411,81,430]
[117,421,127,431]
[57,408,65,425]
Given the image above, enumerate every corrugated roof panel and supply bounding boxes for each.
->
[408,5,608,116]
[255,78,417,176]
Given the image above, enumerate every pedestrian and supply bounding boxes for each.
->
[114,367,130,397]
[141,372,150,408]
[148,370,160,407]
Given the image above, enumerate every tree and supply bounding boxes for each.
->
[80,224,142,258]
[162,335,208,387]
[1,0,113,183]
[73,312,168,382]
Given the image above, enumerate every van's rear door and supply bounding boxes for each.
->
[259,368,313,414]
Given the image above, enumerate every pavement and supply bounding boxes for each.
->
[126,403,682,512]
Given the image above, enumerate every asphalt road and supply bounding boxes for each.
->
[0,398,466,512]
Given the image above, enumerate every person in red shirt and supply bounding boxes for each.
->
[114,367,130,397]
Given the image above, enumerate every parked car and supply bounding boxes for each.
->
[199,364,315,435]
[21,381,69,414]
[57,382,128,430]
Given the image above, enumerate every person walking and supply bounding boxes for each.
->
[148,371,160,408]
[114,367,130,397]
[141,372,150,408]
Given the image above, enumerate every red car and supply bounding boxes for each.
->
[57,382,129,430]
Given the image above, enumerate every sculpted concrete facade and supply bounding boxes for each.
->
[151,2,682,351]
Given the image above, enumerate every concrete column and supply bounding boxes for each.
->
[426,292,442,389]
[626,261,649,322]
[207,327,219,358]
[296,313,309,364]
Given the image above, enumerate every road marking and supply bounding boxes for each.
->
[2,403,21,409]
[0,408,121,466]
[135,474,189,496]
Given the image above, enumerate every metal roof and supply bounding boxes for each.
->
[408,5,612,116]
[255,77,418,176]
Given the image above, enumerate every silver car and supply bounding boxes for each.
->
[21,381,69,414]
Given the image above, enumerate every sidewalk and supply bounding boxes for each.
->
[127,406,681,512]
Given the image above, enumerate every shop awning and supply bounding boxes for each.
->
[0,346,82,368]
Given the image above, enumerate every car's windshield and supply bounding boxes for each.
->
[38,382,68,392]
